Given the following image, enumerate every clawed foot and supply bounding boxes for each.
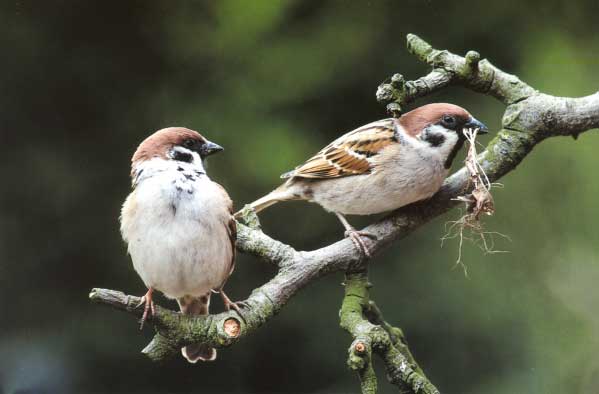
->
[344,229,377,258]
[137,288,155,330]
[218,290,247,314]
[334,212,377,258]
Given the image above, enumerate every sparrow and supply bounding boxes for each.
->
[120,127,239,363]
[240,103,488,256]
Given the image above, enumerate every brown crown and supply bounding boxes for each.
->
[398,103,471,136]
[131,127,206,165]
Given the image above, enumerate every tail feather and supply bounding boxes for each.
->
[182,343,216,363]
[236,189,296,217]
[178,294,216,363]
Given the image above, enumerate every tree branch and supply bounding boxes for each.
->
[339,271,378,394]
[91,34,599,391]
[339,270,439,394]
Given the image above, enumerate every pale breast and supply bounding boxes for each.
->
[121,163,233,299]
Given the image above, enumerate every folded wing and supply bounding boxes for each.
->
[282,119,398,179]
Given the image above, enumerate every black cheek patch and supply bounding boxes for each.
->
[425,133,445,147]
[173,151,193,163]
[303,187,314,198]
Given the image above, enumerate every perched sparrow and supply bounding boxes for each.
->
[120,127,239,363]
[241,103,488,255]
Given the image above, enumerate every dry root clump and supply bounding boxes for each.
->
[442,128,509,274]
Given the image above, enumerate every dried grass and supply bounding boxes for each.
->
[441,128,510,275]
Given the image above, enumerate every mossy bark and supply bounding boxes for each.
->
[339,271,439,394]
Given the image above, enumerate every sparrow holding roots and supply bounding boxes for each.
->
[241,103,488,256]
[120,127,239,363]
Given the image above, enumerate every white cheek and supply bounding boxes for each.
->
[439,131,459,153]
[133,151,206,185]
[190,152,205,172]
[421,125,460,159]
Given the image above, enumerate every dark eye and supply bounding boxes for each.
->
[442,115,456,127]
[183,139,195,149]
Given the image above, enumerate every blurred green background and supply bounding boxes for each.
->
[1,1,598,393]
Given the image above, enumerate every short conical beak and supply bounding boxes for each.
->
[201,140,224,156]
[464,117,489,134]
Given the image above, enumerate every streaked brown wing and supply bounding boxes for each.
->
[284,119,397,179]
[225,214,236,277]
[214,183,237,290]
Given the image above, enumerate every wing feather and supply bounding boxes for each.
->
[282,119,397,179]
[214,183,236,290]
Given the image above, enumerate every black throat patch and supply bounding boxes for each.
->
[444,138,466,169]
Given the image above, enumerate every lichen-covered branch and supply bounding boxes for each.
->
[91,34,599,392]
[235,212,297,268]
[339,271,379,394]
[89,288,244,360]
[365,301,425,377]
[339,271,439,394]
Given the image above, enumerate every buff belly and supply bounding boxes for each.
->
[304,152,448,216]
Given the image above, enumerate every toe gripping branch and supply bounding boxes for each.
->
[339,271,439,394]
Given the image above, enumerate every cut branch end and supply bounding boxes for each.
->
[223,318,241,338]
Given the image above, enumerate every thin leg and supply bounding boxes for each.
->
[335,212,377,258]
[216,289,247,314]
[137,287,155,330]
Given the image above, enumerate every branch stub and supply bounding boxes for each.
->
[223,317,241,338]
[355,341,367,354]
[465,50,481,68]
[390,73,405,89]
[387,102,402,118]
